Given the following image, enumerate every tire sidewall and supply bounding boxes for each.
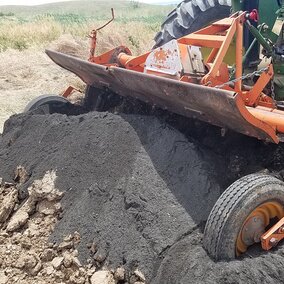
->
[217,178,284,260]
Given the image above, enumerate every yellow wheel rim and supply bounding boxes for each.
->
[236,201,284,256]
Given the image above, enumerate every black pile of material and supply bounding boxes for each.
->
[1,111,284,283]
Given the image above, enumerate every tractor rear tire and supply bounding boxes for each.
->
[203,174,284,260]
[154,0,231,48]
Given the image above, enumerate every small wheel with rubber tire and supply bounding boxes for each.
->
[203,173,284,260]
[24,95,71,114]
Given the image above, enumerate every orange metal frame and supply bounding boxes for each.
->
[87,12,284,141]
[261,217,284,250]
[89,12,274,109]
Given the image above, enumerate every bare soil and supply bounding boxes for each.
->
[2,38,284,284]
[0,35,87,133]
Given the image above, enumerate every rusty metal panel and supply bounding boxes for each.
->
[45,50,277,143]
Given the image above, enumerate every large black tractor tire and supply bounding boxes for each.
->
[154,0,231,48]
[203,174,284,260]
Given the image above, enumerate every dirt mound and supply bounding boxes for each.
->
[1,111,284,283]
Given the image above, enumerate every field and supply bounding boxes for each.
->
[0,0,174,132]
[0,0,174,54]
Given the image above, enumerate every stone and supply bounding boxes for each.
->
[6,211,29,232]
[15,256,26,269]
[0,188,18,223]
[133,269,146,282]
[14,166,29,184]
[0,271,8,284]
[114,267,125,281]
[90,270,115,284]
[51,256,64,270]
[73,231,81,244]
[30,261,42,276]
[87,268,96,277]
[63,252,73,268]
[45,266,54,276]
[25,255,38,270]
[40,248,55,262]
[63,234,73,242]
[28,171,63,201]
[21,239,32,249]
[37,200,61,215]
[72,257,82,268]
[58,240,73,250]
[93,248,107,263]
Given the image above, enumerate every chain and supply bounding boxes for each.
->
[271,79,276,100]
[214,67,269,89]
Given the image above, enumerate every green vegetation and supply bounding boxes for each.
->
[0,0,174,53]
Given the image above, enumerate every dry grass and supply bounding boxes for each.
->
[0,1,174,54]
[0,1,174,132]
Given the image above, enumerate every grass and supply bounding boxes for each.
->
[0,0,174,54]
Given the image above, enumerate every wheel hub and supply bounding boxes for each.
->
[236,201,284,256]
[241,216,265,246]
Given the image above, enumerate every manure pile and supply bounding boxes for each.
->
[1,111,284,283]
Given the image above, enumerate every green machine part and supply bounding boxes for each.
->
[232,0,279,29]
[232,0,284,101]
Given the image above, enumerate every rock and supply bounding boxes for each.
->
[93,248,107,263]
[0,236,6,244]
[30,261,42,276]
[15,255,27,269]
[28,171,62,201]
[15,254,38,273]
[90,270,115,284]
[21,238,32,249]
[41,248,55,262]
[0,188,18,223]
[90,240,98,255]
[6,211,29,232]
[51,256,64,270]
[37,200,61,215]
[114,267,125,281]
[58,240,73,250]
[133,269,146,282]
[64,234,73,242]
[0,271,8,284]
[87,268,96,277]
[45,266,55,276]
[54,270,65,280]
[72,257,82,268]
[25,255,38,270]
[68,274,85,284]
[63,252,73,268]
[14,166,29,184]
[73,231,81,244]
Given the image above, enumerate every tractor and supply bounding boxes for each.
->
[25,0,284,260]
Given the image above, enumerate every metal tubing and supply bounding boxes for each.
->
[248,106,284,133]
[235,18,243,93]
